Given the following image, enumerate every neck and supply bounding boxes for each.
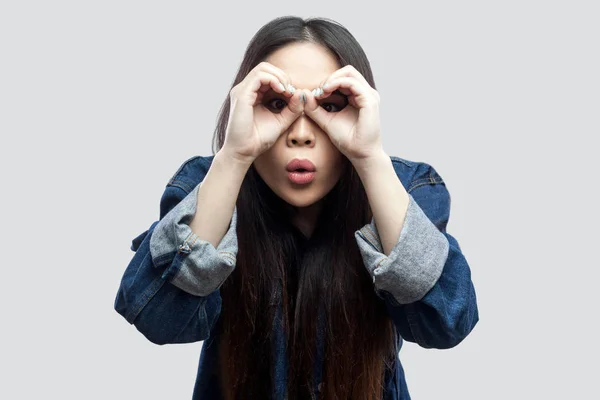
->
[290,201,322,239]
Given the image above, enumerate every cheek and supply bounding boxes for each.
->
[252,158,269,182]
[324,148,344,170]
[321,156,345,186]
[253,156,284,188]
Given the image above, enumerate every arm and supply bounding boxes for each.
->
[353,155,479,349]
[351,151,411,257]
[114,150,250,345]
[149,149,251,296]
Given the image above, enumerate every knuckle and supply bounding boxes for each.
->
[256,71,271,82]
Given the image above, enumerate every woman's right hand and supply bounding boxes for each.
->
[222,62,306,164]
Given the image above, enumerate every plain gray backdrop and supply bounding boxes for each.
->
[1,1,598,399]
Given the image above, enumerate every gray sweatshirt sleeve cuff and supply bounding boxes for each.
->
[354,193,449,305]
[149,182,238,297]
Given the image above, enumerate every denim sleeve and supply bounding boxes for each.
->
[354,164,479,349]
[114,175,232,345]
[149,181,238,297]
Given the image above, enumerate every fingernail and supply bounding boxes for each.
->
[322,82,330,90]
[287,84,296,94]
[300,92,306,104]
[279,82,286,92]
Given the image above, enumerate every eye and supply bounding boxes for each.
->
[319,92,348,113]
[264,97,287,113]
[320,103,343,113]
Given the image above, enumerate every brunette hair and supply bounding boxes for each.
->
[213,16,397,400]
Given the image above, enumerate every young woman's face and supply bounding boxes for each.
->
[253,42,346,212]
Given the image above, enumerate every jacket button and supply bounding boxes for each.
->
[178,242,191,254]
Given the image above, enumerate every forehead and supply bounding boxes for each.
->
[264,42,340,88]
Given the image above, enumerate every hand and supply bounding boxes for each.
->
[302,65,383,161]
[222,62,305,164]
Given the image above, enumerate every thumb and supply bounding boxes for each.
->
[302,88,330,131]
[278,88,305,127]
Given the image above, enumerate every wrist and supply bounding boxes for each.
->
[217,147,255,169]
[349,148,389,173]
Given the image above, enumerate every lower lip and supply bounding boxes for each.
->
[288,171,316,184]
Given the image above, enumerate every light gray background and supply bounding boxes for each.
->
[1,1,598,399]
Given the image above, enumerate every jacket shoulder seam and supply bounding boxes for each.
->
[406,161,445,193]
[167,155,206,185]
[390,155,416,168]
[166,155,212,193]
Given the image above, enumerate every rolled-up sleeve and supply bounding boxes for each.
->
[355,193,449,304]
[149,182,238,297]
[114,157,232,344]
[354,163,479,349]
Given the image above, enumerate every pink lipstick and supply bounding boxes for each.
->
[286,158,316,185]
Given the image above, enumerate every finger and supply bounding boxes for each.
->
[314,77,365,99]
[240,71,288,105]
[302,89,332,132]
[314,77,377,109]
[276,88,305,127]
[255,62,296,97]
[320,64,370,89]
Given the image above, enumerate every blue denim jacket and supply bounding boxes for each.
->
[114,154,479,399]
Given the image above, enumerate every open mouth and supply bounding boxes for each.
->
[288,169,316,184]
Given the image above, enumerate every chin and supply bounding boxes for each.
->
[277,188,324,209]
[279,194,323,208]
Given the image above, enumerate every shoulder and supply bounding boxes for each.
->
[165,155,216,194]
[388,155,445,193]
[389,155,451,231]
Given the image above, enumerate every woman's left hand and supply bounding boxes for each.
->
[302,65,383,161]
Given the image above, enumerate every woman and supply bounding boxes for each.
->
[114,15,479,400]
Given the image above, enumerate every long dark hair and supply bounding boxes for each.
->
[213,16,397,399]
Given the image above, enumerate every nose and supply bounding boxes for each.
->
[286,113,316,148]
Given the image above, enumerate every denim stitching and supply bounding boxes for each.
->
[168,181,192,194]
[366,225,386,254]
[365,223,378,241]
[168,179,193,194]
[373,256,387,271]
[407,178,429,190]
[221,254,236,264]
[172,299,205,342]
[357,228,379,253]
[360,226,380,251]
[408,174,444,192]
[417,178,444,189]
[182,231,195,246]
[167,155,202,185]
[152,251,175,268]
[405,303,427,346]
[189,233,200,247]
[128,274,167,323]
[408,181,436,193]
